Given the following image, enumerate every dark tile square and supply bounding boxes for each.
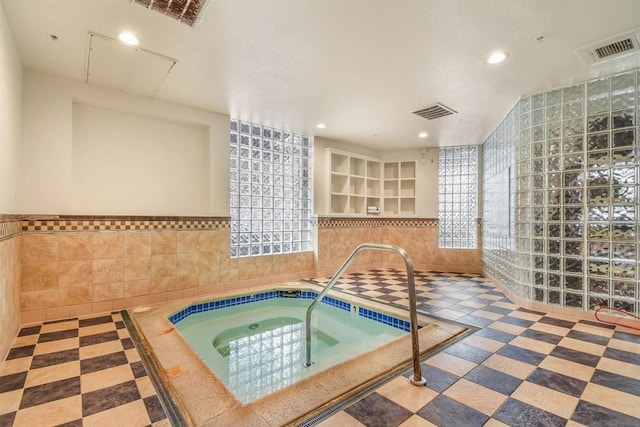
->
[79,330,120,347]
[480,305,513,316]
[82,380,141,417]
[80,351,128,375]
[6,345,35,360]
[444,342,492,364]
[464,365,521,395]
[417,395,488,427]
[571,399,640,427]
[538,316,575,329]
[79,315,113,328]
[591,369,640,397]
[579,319,615,329]
[493,397,567,427]
[19,377,80,409]
[0,412,16,426]
[526,368,587,397]
[613,331,640,344]
[115,321,126,330]
[476,327,515,343]
[345,392,412,427]
[38,329,78,343]
[0,371,27,393]
[498,316,535,328]
[520,329,563,345]
[602,347,639,365]
[130,361,147,378]
[31,348,79,369]
[59,419,83,427]
[566,330,610,346]
[497,345,545,366]
[121,338,134,350]
[515,307,546,315]
[412,365,459,393]
[17,326,41,337]
[143,395,167,423]
[456,314,494,328]
[446,304,477,315]
[549,346,600,367]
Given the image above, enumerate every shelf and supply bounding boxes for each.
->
[400,198,416,215]
[367,179,380,196]
[350,157,366,177]
[383,198,399,215]
[349,196,366,214]
[401,161,416,179]
[330,194,348,214]
[400,180,415,197]
[331,173,348,194]
[384,163,399,179]
[384,181,398,197]
[367,161,381,179]
[331,153,349,174]
[350,176,366,196]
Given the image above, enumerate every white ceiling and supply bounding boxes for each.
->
[3,0,640,149]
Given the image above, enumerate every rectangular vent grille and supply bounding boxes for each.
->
[413,103,457,120]
[133,0,209,26]
[594,38,636,59]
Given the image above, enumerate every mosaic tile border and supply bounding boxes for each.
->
[317,217,483,228]
[21,215,231,232]
[168,289,409,332]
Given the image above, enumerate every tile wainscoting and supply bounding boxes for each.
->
[12,215,480,324]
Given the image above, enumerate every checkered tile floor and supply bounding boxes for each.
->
[1,270,639,427]
[0,312,168,427]
[309,269,640,427]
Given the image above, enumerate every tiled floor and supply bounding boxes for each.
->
[309,269,640,426]
[0,270,639,426]
[0,312,168,427]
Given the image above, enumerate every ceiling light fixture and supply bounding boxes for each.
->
[486,51,508,64]
[418,132,428,138]
[316,123,326,129]
[118,32,139,46]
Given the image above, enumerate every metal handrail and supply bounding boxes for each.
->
[304,243,426,386]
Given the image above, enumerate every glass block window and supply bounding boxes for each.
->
[229,119,313,258]
[439,146,478,248]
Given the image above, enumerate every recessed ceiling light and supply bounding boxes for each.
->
[316,123,326,129]
[118,32,139,46]
[418,132,428,138]
[486,51,508,64]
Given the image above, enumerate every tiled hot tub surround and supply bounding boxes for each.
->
[0,215,22,361]
[168,289,412,332]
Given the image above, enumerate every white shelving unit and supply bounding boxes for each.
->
[383,161,416,216]
[327,149,416,216]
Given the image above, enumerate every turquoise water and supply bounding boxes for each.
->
[175,297,406,403]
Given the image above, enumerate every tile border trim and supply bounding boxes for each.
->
[21,215,232,232]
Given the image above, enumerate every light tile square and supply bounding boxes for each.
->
[81,399,151,427]
[399,414,438,427]
[33,338,79,356]
[557,337,606,356]
[538,356,595,382]
[12,395,82,427]
[24,361,80,388]
[482,354,536,380]
[425,352,477,377]
[443,378,508,416]
[81,364,135,394]
[377,376,439,412]
[596,357,640,381]
[581,383,640,418]
[510,336,555,355]
[511,381,579,419]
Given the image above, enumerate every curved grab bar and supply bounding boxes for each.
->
[305,243,426,386]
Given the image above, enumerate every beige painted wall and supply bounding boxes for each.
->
[72,104,210,215]
[19,71,230,216]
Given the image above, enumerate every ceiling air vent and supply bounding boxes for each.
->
[132,0,210,27]
[412,103,457,120]
[577,29,640,65]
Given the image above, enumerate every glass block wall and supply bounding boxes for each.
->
[229,119,313,258]
[483,69,639,315]
[439,146,479,249]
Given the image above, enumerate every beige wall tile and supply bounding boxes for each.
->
[22,262,58,291]
[151,254,177,278]
[58,234,92,261]
[151,276,175,293]
[124,232,151,257]
[177,253,199,276]
[58,260,92,287]
[177,231,200,254]
[150,232,176,255]
[175,275,199,290]
[92,258,123,284]
[124,279,152,297]
[92,282,124,302]
[59,286,92,306]
[124,257,151,281]
[21,234,58,263]
[92,234,123,259]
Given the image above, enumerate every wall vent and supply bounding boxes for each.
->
[577,29,640,65]
[412,103,457,120]
[132,0,210,27]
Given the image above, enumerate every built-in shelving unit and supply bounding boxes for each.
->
[328,149,416,216]
[383,161,416,216]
